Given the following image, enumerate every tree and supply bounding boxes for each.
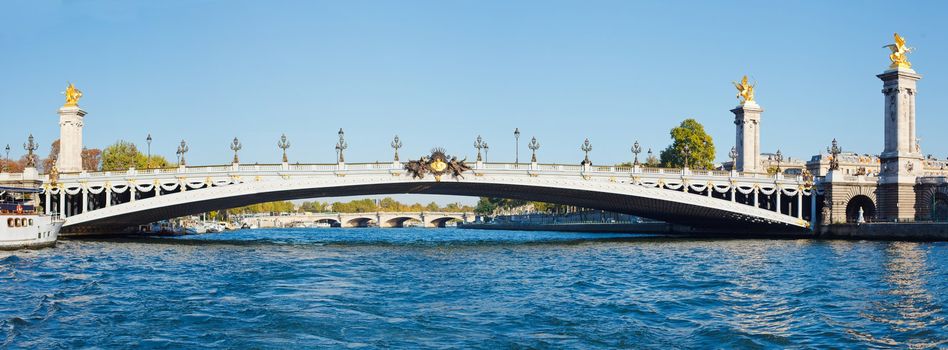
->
[81,148,102,171]
[102,140,146,171]
[474,197,497,215]
[425,202,440,212]
[0,156,26,173]
[42,139,60,172]
[144,155,171,169]
[659,118,715,169]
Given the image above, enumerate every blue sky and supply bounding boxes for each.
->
[2,1,947,204]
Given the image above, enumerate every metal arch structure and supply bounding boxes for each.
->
[35,162,815,235]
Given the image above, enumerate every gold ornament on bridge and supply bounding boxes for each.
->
[732,75,755,104]
[883,32,912,70]
[405,148,471,182]
[63,83,83,107]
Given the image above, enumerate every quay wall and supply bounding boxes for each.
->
[818,223,948,241]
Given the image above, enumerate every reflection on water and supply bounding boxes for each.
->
[850,242,946,349]
[0,229,946,349]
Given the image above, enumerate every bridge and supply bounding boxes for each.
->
[241,211,473,228]
[16,34,948,235]
[19,160,813,235]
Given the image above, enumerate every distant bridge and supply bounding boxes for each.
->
[242,211,472,228]
[20,161,815,235]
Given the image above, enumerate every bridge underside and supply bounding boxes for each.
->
[63,181,808,234]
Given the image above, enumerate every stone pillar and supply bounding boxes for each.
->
[57,105,87,173]
[81,187,88,213]
[731,101,763,173]
[877,67,923,222]
[105,187,112,207]
[59,192,66,217]
[776,190,782,214]
[797,192,803,219]
[45,189,51,215]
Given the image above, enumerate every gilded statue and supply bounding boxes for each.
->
[732,75,755,104]
[883,33,912,70]
[64,83,83,107]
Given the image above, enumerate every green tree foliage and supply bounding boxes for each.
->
[332,199,378,213]
[300,201,331,212]
[231,201,296,214]
[474,197,497,215]
[473,197,570,215]
[659,118,715,170]
[143,155,172,169]
[102,140,146,171]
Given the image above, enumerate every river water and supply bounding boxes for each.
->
[1,228,946,349]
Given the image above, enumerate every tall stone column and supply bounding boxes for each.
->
[877,67,922,221]
[57,105,87,173]
[731,101,762,173]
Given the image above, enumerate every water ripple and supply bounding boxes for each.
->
[0,229,945,348]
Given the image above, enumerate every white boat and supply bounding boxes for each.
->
[1,186,63,250]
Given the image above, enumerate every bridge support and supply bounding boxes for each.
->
[732,101,763,173]
[877,67,923,222]
[57,105,87,173]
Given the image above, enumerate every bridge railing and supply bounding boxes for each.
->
[43,161,805,184]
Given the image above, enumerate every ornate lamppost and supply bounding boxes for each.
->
[176,140,189,166]
[514,128,520,164]
[827,138,841,171]
[391,135,402,162]
[646,148,655,166]
[474,135,485,162]
[774,149,784,173]
[230,137,242,164]
[335,128,348,163]
[581,138,593,165]
[2,144,9,172]
[483,141,489,162]
[631,140,642,166]
[528,137,540,163]
[146,134,152,169]
[278,134,291,163]
[729,146,738,171]
[23,134,38,168]
[682,144,691,169]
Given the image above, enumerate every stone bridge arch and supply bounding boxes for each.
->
[917,184,948,221]
[826,184,878,224]
[344,217,377,228]
[383,216,421,228]
[428,216,462,228]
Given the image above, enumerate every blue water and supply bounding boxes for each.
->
[1,228,946,349]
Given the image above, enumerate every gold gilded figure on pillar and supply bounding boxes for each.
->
[884,33,912,70]
[732,75,755,104]
[63,83,83,107]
